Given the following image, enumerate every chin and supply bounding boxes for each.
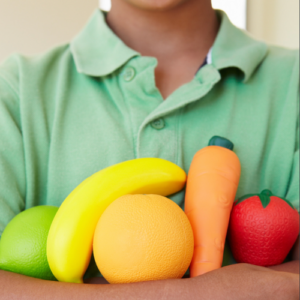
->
[125,0,187,11]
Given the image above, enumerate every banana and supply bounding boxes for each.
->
[47,158,186,283]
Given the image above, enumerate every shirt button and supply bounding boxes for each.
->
[123,67,136,81]
[151,118,165,130]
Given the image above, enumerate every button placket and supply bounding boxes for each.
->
[151,118,165,130]
[122,67,136,81]
[136,67,221,158]
[119,57,163,159]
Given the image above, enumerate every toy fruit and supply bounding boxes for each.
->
[228,189,299,266]
[0,206,58,280]
[47,158,186,283]
[93,194,194,284]
[185,136,241,277]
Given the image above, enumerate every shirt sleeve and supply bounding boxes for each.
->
[0,75,26,237]
[285,119,299,212]
[285,73,299,212]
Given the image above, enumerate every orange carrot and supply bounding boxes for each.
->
[185,136,241,277]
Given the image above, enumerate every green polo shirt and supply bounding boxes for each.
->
[0,9,299,276]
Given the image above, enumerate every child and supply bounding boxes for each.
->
[0,0,299,298]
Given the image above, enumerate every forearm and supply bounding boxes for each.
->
[1,264,299,300]
[188,264,299,300]
[267,261,299,274]
[0,270,188,300]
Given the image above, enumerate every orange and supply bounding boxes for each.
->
[93,194,194,284]
[0,206,58,280]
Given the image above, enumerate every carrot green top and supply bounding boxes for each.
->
[0,9,299,276]
[208,136,234,150]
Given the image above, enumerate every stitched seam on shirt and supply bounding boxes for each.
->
[173,115,177,163]
[173,111,180,164]
[0,74,20,103]
[175,106,185,166]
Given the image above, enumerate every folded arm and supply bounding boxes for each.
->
[1,263,299,300]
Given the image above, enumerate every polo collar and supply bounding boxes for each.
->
[212,10,268,82]
[71,10,139,77]
[71,9,268,82]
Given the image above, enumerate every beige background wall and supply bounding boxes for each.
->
[247,0,299,49]
[0,0,299,62]
[0,0,97,62]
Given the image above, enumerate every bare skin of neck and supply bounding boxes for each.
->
[107,0,219,99]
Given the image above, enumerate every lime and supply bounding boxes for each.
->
[0,205,58,280]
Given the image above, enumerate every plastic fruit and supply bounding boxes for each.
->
[93,194,194,284]
[0,206,58,280]
[228,189,299,266]
[185,136,241,277]
[47,158,186,283]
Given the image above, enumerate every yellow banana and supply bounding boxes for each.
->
[47,158,186,283]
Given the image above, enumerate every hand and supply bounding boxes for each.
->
[267,260,299,274]
[188,263,299,300]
